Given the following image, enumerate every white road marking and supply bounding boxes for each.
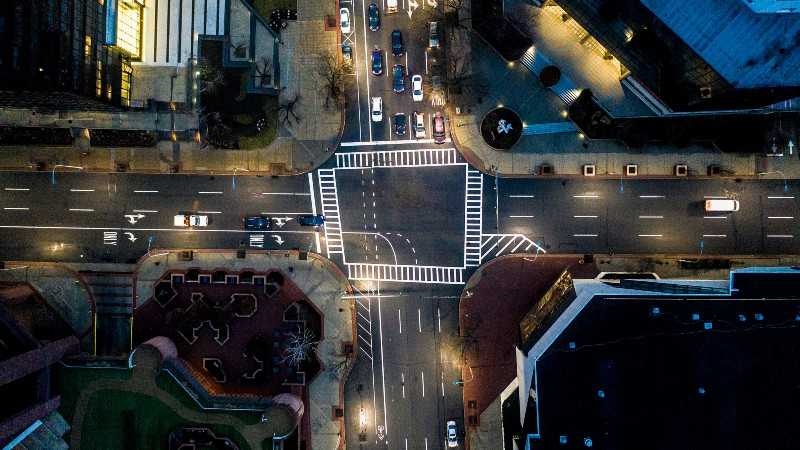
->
[261,192,312,195]
[198,211,222,214]
[639,195,664,198]
[703,195,728,199]
[574,215,598,218]
[398,309,402,334]
[4,188,30,191]
[70,189,95,192]
[259,212,313,215]
[573,194,600,198]
[437,307,441,333]
[767,234,794,238]
[377,288,389,437]
[133,190,159,193]
[421,370,425,397]
[509,215,534,218]
[767,216,794,219]
[69,208,94,212]
[308,173,321,254]
[198,191,223,194]
[340,138,451,146]
[704,216,727,220]
[702,234,727,238]
[3,207,29,210]
[402,373,405,399]
[508,194,534,198]
[418,308,422,332]
[358,0,368,141]
[133,209,158,213]
[638,215,663,219]
[638,234,663,237]
[768,196,795,199]
[0,225,315,234]
[573,234,598,237]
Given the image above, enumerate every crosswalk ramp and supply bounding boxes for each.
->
[518,45,582,106]
[464,169,484,267]
[347,264,464,284]
[336,148,460,169]
[481,234,545,262]
[317,169,344,258]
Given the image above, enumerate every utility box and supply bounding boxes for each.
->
[582,164,596,176]
[675,164,688,176]
[625,164,638,176]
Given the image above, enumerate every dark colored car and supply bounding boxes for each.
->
[371,48,383,75]
[393,113,407,136]
[342,44,352,64]
[391,30,404,56]
[298,214,325,226]
[392,64,405,93]
[244,215,272,230]
[368,3,380,31]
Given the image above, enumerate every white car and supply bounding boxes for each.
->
[413,111,425,138]
[412,75,423,102]
[447,420,458,447]
[371,97,383,122]
[340,8,351,34]
[174,214,209,227]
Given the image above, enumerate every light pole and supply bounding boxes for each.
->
[232,167,249,191]
[758,171,788,193]
[453,365,474,386]
[51,164,84,185]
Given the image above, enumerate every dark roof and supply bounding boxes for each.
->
[529,295,800,450]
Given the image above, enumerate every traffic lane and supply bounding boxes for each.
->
[342,231,406,264]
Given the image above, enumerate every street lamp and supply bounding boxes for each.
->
[758,171,788,193]
[232,167,249,190]
[453,365,474,386]
[51,164,84,185]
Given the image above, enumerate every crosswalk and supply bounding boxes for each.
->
[464,169,484,267]
[480,234,545,262]
[336,148,460,169]
[347,264,465,284]
[317,170,344,258]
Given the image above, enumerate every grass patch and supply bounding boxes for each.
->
[56,366,133,425]
[237,96,279,149]
[251,0,297,19]
[80,389,251,450]
[155,372,264,425]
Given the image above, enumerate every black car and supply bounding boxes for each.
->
[368,3,380,31]
[392,64,405,93]
[393,113,407,136]
[244,215,272,230]
[391,30,404,56]
[371,48,383,75]
[342,44,352,64]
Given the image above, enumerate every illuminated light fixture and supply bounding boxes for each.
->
[624,28,634,43]
[507,61,515,68]
[497,103,504,108]
[560,110,568,118]
[170,131,177,142]
[578,132,585,140]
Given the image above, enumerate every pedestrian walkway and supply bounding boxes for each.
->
[317,169,345,259]
[346,263,464,284]
[335,148,460,169]
[464,169,484,267]
[480,234,544,262]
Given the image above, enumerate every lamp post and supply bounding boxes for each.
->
[453,365,474,386]
[51,164,84,185]
[758,171,788,193]
[232,167,249,191]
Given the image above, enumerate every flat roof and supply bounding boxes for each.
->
[640,0,800,88]
[533,295,800,449]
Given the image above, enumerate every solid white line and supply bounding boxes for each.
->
[639,215,663,219]
[508,194,534,198]
[418,308,422,332]
[259,212,313,215]
[261,192,312,196]
[768,196,795,199]
[132,209,158,213]
[639,195,664,198]
[702,234,727,238]
[573,215,598,218]
[357,0,367,142]
[198,211,222,214]
[69,208,94,212]
[4,188,29,191]
[398,309,402,334]
[704,216,727,220]
[421,370,425,397]
[638,234,663,237]
[767,216,794,219]
[767,234,794,238]
[134,190,159,193]
[0,225,315,234]
[573,234,598,237]
[437,307,441,333]
[308,173,321,254]
[198,191,223,194]
[703,195,728,199]
[340,138,451,146]
[402,373,406,399]
[425,437,428,450]
[70,189,94,192]
[378,288,389,437]
[3,207,29,210]
[573,194,600,198]
[509,215,534,218]
[405,437,408,450]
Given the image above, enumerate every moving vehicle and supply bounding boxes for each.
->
[298,214,325,226]
[705,199,739,212]
[391,30,404,56]
[174,213,209,227]
[447,420,458,447]
[393,113,407,136]
[413,112,425,139]
[387,0,398,13]
[371,48,383,75]
[371,97,383,122]
[433,112,446,143]
[429,21,440,48]
[244,215,272,231]
[411,75,423,101]
[339,8,351,34]
[368,3,380,31]
[392,64,405,93]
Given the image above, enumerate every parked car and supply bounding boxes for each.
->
[387,0,398,13]
[413,111,425,139]
[391,30,404,56]
[429,21,440,48]
[298,214,325,226]
[411,75,423,102]
[371,97,383,122]
[342,44,352,64]
[393,113,407,136]
[447,420,458,447]
[371,48,383,75]
[433,112,446,143]
[392,64,405,93]
[368,3,380,31]
[244,215,272,230]
[340,8,351,34]
[174,213,208,227]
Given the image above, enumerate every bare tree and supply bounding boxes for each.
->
[317,51,347,108]
[254,57,273,88]
[282,326,319,368]
[276,94,302,126]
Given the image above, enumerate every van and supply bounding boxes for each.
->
[704,199,739,212]
[387,0,398,13]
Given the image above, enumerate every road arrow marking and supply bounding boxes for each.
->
[124,232,137,242]
[124,213,146,224]
[272,235,285,245]
[272,217,293,228]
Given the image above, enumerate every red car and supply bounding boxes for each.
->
[433,112,446,144]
